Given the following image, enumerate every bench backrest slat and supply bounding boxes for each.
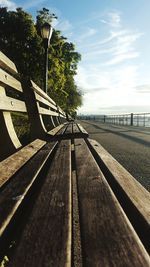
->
[35,93,58,111]
[38,106,59,116]
[0,95,26,112]
[0,51,18,75]
[31,80,55,105]
[0,68,22,92]
[0,51,66,160]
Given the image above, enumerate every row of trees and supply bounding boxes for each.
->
[0,7,82,116]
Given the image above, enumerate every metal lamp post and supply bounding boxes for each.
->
[41,22,53,94]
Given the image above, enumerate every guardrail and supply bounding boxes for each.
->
[78,113,150,127]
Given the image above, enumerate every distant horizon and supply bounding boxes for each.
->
[77,104,150,115]
[77,110,150,116]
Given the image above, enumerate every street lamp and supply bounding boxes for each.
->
[41,22,53,94]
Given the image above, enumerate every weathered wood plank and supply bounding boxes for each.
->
[38,106,58,116]
[9,140,71,267]
[0,51,18,74]
[55,123,68,137]
[0,141,57,238]
[72,123,80,134]
[74,138,150,267]
[48,124,66,136]
[0,139,46,188]
[0,96,26,112]
[88,138,150,250]
[31,80,55,104]
[0,68,22,92]
[72,123,89,138]
[35,93,57,111]
[65,123,73,135]
[77,123,88,135]
[60,113,66,118]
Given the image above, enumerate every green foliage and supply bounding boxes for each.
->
[12,113,31,144]
[0,7,44,85]
[0,7,82,114]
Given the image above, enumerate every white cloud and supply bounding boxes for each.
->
[105,52,139,66]
[75,65,112,90]
[55,19,73,33]
[135,84,150,93]
[0,0,16,9]
[76,62,140,114]
[77,28,97,42]
[108,12,121,27]
[100,11,121,28]
[103,31,142,65]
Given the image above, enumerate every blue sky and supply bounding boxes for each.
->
[1,0,150,114]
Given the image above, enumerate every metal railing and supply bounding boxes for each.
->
[78,113,150,127]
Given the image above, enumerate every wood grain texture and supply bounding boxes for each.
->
[87,139,150,215]
[0,51,18,74]
[88,138,150,250]
[0,95,26,112]
[0,139,46,188]
[0,141,57,238]
[74,138,150,267]
[38,106,58,116]
[48,124,65,136]
[9,140,71,267]
[35,93,57,111]
[65,123,73,134]
[77,123,89,135]
[31,80,55,104]
[72,123,80,134]
[55,124,68,136]
[0,69,22,92]
[72,123,89,138]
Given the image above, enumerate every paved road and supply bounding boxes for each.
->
[79,120,150,192]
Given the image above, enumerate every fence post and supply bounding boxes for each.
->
[131,113,133,126]
[104,115,106,123]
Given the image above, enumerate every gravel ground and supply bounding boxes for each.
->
[79,120,150,192]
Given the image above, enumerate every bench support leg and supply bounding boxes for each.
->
[0,111,21,161]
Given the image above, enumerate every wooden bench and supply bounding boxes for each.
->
[0,51,150,267]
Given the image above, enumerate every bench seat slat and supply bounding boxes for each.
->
[74,138,150,267]
[0,141,57,238]
[0,139,46,188]
[77,123,89,135]
[65,123,73,135]
[48,124,66,136]
[8,140,71,267]
[87,139,150,217]
[88,138,150,250]
[72,123,80,134]
[0,69,22,92]
[55,123,68,137]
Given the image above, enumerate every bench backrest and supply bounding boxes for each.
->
[0,51,66,160]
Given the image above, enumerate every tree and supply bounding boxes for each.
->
[0,7,82,115]
[0,7,43,85]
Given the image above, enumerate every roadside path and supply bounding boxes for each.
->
[79,120,150,192]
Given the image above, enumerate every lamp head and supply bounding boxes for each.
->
[41,22,53,43]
